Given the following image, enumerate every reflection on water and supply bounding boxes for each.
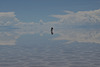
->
[0,10,100,67]
[0,33,100,67]
[0,25,100,67]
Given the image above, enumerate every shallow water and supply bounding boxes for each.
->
[0,34,100,67]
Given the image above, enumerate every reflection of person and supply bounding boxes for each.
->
[51,27,53,35]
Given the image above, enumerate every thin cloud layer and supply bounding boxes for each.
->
[0,9,100,45]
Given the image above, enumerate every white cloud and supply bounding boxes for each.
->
[52,9,100,44]
[54,29,100,44]
[0,12,19,26]
[0,40,16,45]
[0,12,15,17]
[0,9,100,45]
[52,9,100,25]
[64,10,74,14]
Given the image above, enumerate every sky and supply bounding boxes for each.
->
[1,1,100,67]
[0,0,100,45]
[0,0,100,22]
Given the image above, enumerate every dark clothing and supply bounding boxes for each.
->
[51,27,53,35]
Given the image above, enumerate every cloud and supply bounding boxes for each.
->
[52,9,100,25]
[0,12,19,26]
[64,10,74,14]
[0,12,15,17]
[0,12,54,45]
[0,9,100,45]
[52,9,100,44]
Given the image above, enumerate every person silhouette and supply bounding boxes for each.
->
[51,27,53,35]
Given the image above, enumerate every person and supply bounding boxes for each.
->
[51,27,53,35]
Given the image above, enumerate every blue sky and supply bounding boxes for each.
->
[0,0,100,22]
[0,0,100,45]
